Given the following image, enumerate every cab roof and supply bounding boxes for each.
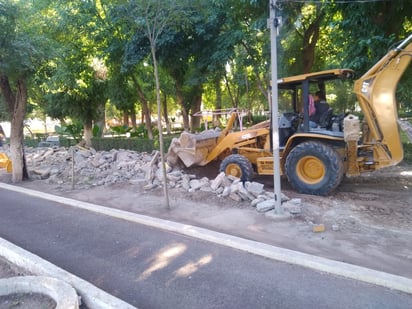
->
[278,69,355,88]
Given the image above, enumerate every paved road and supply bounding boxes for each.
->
[1,187,412,308]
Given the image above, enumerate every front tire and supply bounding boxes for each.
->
[285,141,344,195]
[220,154,253,182]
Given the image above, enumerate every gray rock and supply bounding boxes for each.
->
[221,186,231,197]
[168,170,184,178]
[332,224,340,231]
[237,183,255,201]
[256,199,275,213]
[282,198,303,214]
[116,150,133,162]
[167,173,181,182]
[200,185,213,192]
[129,178,146,185]
[211,172,225,191]
[245,181,265,197]
[229,192,242,202]
[143,183,157,190]
[32,167,51,179]
[264,191,290,202]
[182,175,191,191]
[251,197,265,207]
[215,187,224,194]
[230,183,240,194]
[189,179,202,190]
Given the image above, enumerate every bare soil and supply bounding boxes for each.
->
[1,162,412,282]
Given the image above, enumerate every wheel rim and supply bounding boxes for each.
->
[296,155,325,184]
[225,163,242,178]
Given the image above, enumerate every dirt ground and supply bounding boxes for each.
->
[1,162,412,283]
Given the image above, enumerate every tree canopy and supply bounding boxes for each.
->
[1,0,411,181]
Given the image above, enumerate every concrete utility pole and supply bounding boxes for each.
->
[269,0,283,213]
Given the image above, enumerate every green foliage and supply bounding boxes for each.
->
[91,136,174,153]
[55,122,83,143]
[333,1,411,75]
[0,98,7,121]
[3,0,412,149]
[109,124,153,139]
[92,124,101,138]
[109,125,132,135]
[403,142,412,165]
[396,66,412,114]
[400,120,412,164]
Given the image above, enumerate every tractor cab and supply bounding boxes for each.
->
[277,69,355,146]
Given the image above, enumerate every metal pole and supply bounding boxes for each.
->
[71,147,75,190]
[269,0,283,213]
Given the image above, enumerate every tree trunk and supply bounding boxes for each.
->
[123,111,129,126]
[134,81,154,140]
[94,102,106,137]
[130,108,137,129]
[162,92,171,135]
[150,42,169,209]
[224,71,237,108]
[83,119,93,147]
[176,85,190,131]
[141,100,153,139]
[141,109,145,126]
[181,108,190,132]
[302,8,324,73]
[190,92,202,130]
[215,77,222,111]
[9,79,28,182]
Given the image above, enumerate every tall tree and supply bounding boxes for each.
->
[0,0,51,182]
[277,1,327,76]
[334,0,412,111]
[41,0,109,146]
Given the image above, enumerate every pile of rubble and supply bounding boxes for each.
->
[20,146,301,214]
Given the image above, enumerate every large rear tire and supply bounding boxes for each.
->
[220,154,253,182]
[285,141,344,195]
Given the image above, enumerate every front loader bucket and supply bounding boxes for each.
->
[167,130,222,167]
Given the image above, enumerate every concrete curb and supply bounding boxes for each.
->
[0,276,79,309]
[0,237,136,309]
[1,183,412,296]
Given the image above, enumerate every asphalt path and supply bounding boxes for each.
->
[1,187,412,308]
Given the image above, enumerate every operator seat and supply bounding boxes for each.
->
[319,107,334,130]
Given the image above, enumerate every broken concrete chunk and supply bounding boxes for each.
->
[32,167,51,179]
[167,174,181,182]
[215,187,224,195]
[189,179,202,190]
[263,191,289,202]
[256,199,275,213]
[211,172,225,191]
[21,146,293,211]
[221,186,231,197]
[251,197,265,207]
[229,192,242,202]
[143,183,157,190]
[245,181,265,197]
[282,198,303,215]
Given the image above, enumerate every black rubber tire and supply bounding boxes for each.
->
[285,141,344,195]
[220,154,253,182]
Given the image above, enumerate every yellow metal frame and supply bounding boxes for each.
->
[354,36,412,170]
[0,153,12,173]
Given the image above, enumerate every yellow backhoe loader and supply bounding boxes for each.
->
[167,34,412,195]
